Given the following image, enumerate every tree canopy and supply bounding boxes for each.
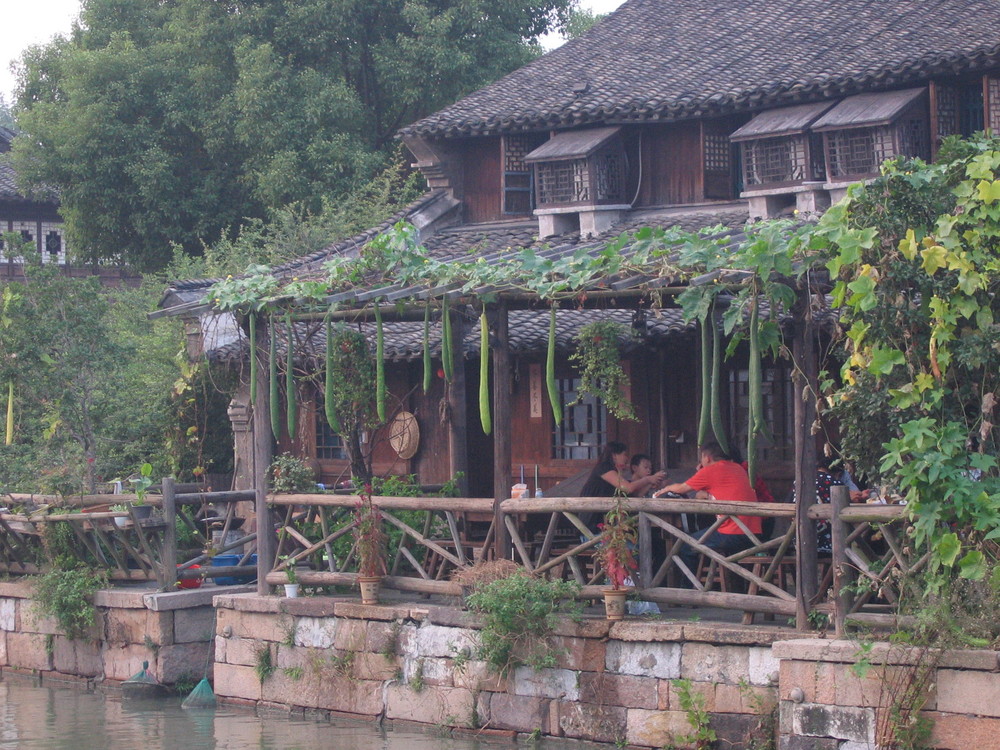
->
[10,0,576,271]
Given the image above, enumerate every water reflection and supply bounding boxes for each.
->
[0,681,568,750]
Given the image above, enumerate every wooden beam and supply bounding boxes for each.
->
[491,301,512,560]
[792,293,819,628]
[254,312,276,595]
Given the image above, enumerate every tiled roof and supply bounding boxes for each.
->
[401,0,1000,138]
[0,159,18,200]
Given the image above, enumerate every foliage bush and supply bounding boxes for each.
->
[33,568,106,641]
[268,452,316,493]
[466,568,580,674]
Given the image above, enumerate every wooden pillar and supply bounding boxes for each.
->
[254,313,275,595]
[161,476,177,591]
[792,303,819,629]
[830,484,851,636]
[491,301,512,560]
[447,309,470,495]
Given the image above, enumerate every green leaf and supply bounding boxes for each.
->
[937,532,961,566]
[868,347,905,375]
[958,550,986,580]
[920,244,948,275]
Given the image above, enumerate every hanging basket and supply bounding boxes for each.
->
[388,411,420,460]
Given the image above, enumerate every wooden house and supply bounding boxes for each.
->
[160,0,1000,499]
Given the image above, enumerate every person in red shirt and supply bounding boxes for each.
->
[653,442,760,574]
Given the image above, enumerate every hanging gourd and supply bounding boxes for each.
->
[4,380,12,446]
[269,316,281,438]
[285,312,297,439]
[479,310,491,435]
[709,306,730,455]
[546,305,562,426]
[698,313,712,447]
[422,301,432,394]
[248,312,257,404]
[324,318,340,433]
[441,295,454,382]
[374,302,386,423]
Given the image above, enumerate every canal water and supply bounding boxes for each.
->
[0,679,579,750]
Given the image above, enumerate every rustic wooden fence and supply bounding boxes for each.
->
[1,483,911,631]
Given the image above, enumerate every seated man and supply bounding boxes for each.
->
[653,442,761,578]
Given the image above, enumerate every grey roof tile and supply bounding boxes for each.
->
[401,0,1000,138]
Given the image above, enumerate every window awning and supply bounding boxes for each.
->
[524,126,621,163]
[812,88,926,132]
[729,101,836,142]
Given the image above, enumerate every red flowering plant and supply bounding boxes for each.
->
[352,485,388,577]
[596,493,638,590]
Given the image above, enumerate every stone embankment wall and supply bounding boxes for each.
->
[775,639,1000,750]
[213,593,783,747]
[0,581,234,686]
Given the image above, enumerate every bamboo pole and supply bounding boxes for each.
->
[161,477,177,590]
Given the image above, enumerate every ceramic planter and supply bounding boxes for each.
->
[358,576,381,605]
[602,587,629,620]
[283,583,300,598]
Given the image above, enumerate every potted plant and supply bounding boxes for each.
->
[352,487,387,605]
[596,494,638,620]
[281,556,300,598]
[126,462,155,521]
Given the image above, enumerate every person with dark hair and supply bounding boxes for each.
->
[628,454,661,497]
[580,442,665,498]
[652,442,760,572]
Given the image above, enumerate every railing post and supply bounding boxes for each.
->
[254,312,275,594]
[830,484,851,636]
[490,301,512,560]
[161,476,177,590]
[639,511,653,587]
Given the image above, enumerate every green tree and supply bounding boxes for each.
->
[11,0,575,271]
[0,95,13,129]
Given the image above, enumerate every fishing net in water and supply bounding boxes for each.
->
[182,677,216,709]
[126,661,159,684]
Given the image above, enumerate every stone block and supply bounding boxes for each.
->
[483,693,549,733]
[937,668,1000,717]
[385,684,476,727]
[680,642,748,684]
[778,737,839,750]
[403,656,452,688]
[158,642,212,684]
[102,607,152,643]
[145,586,254,611]
[334,601,410,621]
[412,623,476,658]
[333,618,368,651]
[423,606,480,629]
[6,632,53,671]
[452,659,508,693]
[20,605,64,636]
[779,659,818,702]
[214,635,226,663]
[216,608,285,643]
[714,682,776,715]
[0,581,32,599]
[222,636,260,667]
[294,616,338,649]
[578,672,658,709]
[51,636,102,677]
[0,599,15,631]
[279,598,337,617]
[606,640,680,679]
[748,645,780,685]
[928,711,1000,749]
[93,589,145,609]
[551,617,612,639]
[312,669,383,715]
[665,679,716,712]
[214,662,262,702]
[791,703,874,743]
[608,621,684,643]
[551,635,605,671]
[626,708,696,748]
[512,667,579,700]
[710,713,759,748]
[683,622,785,646]
[365,620,402,655]
[0,632,7,666]
[351,651,399,682]
[101,642,151,681]
[213,592,280,612]
[556,701,627,743]
[173,607,215,643]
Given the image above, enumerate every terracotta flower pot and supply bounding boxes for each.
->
[358,576,381,605]
[602,587,629,621]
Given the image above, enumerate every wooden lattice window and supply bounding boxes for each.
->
[537,160,591,205]
[704,131,731,172]
[936,85,961,139]
[899,117,929,159]
[594,152,624,201]
[551,376,607,460]
[741,137,806,186]
[503,134,545,215]
[315,409,347,460]
[988,76,1000,133]
[729,363,794,463]
[826,128,881,179]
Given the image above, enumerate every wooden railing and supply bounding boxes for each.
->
[1,485,914,630]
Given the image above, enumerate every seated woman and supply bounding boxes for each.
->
[581,442,665,498]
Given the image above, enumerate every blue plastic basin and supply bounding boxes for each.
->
[211,553,257,585]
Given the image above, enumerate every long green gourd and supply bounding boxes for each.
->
[374,302,386,422]
[547,306,562,426]
[698,312,712,447]
[248,312,257,404]
[285,312,297,439]
[269,317,280,438]
[441,295,454,382]
[5,380,12,446]
[709,307,729,455]
[422,301,432,393]
[747,295,762,483]
[324,319,340,433]
[479,311,491,434]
